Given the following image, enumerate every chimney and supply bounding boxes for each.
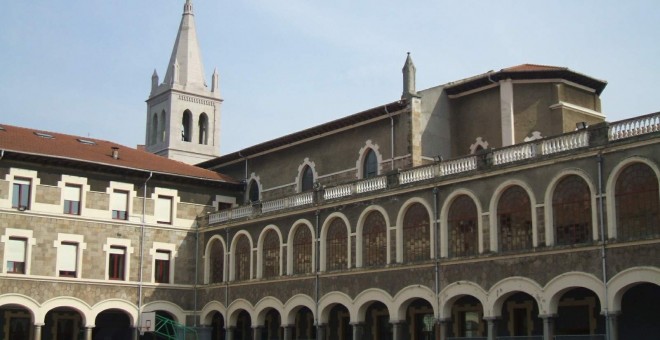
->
[111,147,120,160]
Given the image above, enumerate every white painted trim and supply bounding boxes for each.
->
[53,233,87,279]
[549,101,605,119]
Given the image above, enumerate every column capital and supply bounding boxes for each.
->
[538,313,557,319]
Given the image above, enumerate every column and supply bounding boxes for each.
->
[391,321,403,340]
[607,313,619,340]
[225,326,234,340]
[316,324,326,340]
[351,322,364,340]
[437,318,450,340]
[541,315,555,340]
[33,324,43,340]
[485,317,498,340]
[282,325,293,340]
[131,327,138,340]
[253,325,263,340]
[196,326,212,340]
[84,327,93,340]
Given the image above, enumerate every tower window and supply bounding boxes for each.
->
[181,110,192,142]
[199,113,209,145]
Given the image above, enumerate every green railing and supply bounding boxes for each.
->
[153,314,198,340]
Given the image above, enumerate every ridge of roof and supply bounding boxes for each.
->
[0,123,237,183]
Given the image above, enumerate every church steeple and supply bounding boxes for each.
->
[162,0,207,91]
[402,52,418,99]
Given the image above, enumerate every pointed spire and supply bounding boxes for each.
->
[402,52,417,99]
[211,68,220,94]
[163,0,207,90]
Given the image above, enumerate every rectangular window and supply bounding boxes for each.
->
[111,190,129,220]
[154,250,171,283]
[63,184,81,215]
[6,237,26,274]
[108,246,126,280]
[12,178,31,210]
[58,242,78,277]
[156,196,173,224]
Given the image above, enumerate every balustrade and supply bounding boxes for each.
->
[540,130,589,155]
[609,112,660,140]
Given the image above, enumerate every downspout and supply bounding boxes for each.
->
[597,154,611,340]
[432,187,440,324]
[315,209,321,336]
[225,227,230,321]
[238,151,248,182]
[137,171,152,338]
[385,105,395,171]
[193,219,200,328]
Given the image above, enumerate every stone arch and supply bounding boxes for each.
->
[227,299,255,327]
[142,301,186,324]
[440,281,488,319]
[230,230,254,281]
[200,301,226,326]
[605,156,660,240]
[89,299,138,327]
[295,158,318,193]
[356,205,392,267]
[318,291,354,324]
[353,288,394,324]
[440,189,484,257]
[287,219,316,275]
[543,271,605,315]
[0,294,40,323]
[320,212,352,271]
[198,112,209,145]
[608,266,660,312]
[395,197,434,263]
[488,180,538,252]
[283,294,316,326]
[204,234,227,284]
[356,140,383,179]
[254,296,284,326]
[392,285,437,322]
[485,277,543,317]
[40,296,92,327]
[543,169,599,246]
[257,224,283,278]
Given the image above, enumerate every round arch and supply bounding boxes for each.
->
[199,301,226,326]
[485,277,543,317]
[204,234,227,284]
[608,266,660,312]
[318,291,354,324]
[543,271,605,315]
[488,180,538,253]
[439,281,488,319]
[142,301,186,324]
[227,299,255,327]
[440,189,484,257]
[257,224,284,278]
[283,294,316,326]
[286,219,316,275]
[230,230,254,281]
[40,296,92,327]
[90,299,138,327]
[320,212,352,271]
[355,205,392,267]
[353,288,394,324]
[254,296,284,326]
[0,294,40,323]
[395,197,434,263]
[392,285,437,322]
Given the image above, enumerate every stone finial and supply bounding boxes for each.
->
[402,52,417,99]
[151,69,159,93]
[211,68,220,93]
[184,0,193,14]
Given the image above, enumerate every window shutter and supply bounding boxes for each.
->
[63,185,81,201]
[111,191,128,211]
[6,238,26,262]
[155,250,170,261]
[59,243,77,272]
[156,196,172,223]
[109,246,126,255]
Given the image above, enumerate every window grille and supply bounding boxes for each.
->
[293,225,312,274]
[615,163,660,240]
[326,218,348,271]
[262,230,280,278]
[403,203,430,262]
[363,211,387,267]
[235,235,251,281]
[209,240,224,283]
[553,175,592,245]
[448,195,478,257]
[498,186,533,252]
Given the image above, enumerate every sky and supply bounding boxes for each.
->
[1,0,659,154]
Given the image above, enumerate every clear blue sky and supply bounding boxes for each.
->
[1,0,659,154]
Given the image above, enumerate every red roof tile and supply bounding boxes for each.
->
[0,124,236,183]
[502,64,567,72]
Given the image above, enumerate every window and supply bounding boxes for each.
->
[156,195,173,224]
[234,235,251,281]
[448,195,478,257]
[108,246,126,280]
[248,180,259,203]
[5,237,26,274]
[198,113,208,145]
[154,250,171,283]
[63,184,81,215]
[293,225,312,274]
[553,175,591,245]
[57,242,78,277]
[362,211,387,267]
[326,218,348,271]
[111,190,129,220]
[363,149,378,178]
[301,166,314,192]
[181,110,192,142]
[12,178,31,210]
[615,163,660,241]
[262,230,280,278]
[498,186,533,252]
[209,239,224,283]
[151,113,158,145]
[402,203,430,262]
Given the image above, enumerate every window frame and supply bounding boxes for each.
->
[2,228,35,275]
[62,184,82,215]
[12,178,31,210]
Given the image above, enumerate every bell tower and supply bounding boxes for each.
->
[145,0,222,165]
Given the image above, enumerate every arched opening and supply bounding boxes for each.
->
[292,225,312,275]
[403,299,434,340]
[448,296,485,338]
[448,195,478,257]
[618,283,660,339]
[262,229,280,278]
[362,211,387,267]
[327,304,351,340]
[199,113,209,145]
[93,309,132,339]
[209,238,225,283]
[159,111,166,142]
[0,304,33,339]
[248,180,260,203]
[555,287,605,336]
[264,308,282,340]
[363,149,378,179]
[498,186,533,252]
[235,235,251,281]
[497,292,542,337]
[553,175,592,245]
[43,307,83,340]
[300,165,314,192]
[151,113,158,145]
[364,301,391,340]
[325,218,348,271]
[210,311,225,340]
[181,110,192,142]
[615,163,660,241]
[234,310,252,340]
[402,203,430,263]
[293,307,315,340]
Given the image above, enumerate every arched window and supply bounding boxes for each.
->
[248,180,259,203]
[181,110,192,142]
[301,165,314,192]
[151,113,158,145]
[209,239,224,283]
[498,186,532,252]
[293,225,312,274]
[448,195,478,257]
[553,175,592,245]
[363,149,378,178]
[234,235,250,281]
[198,113,209,145]
[159,111,166,142]
[326,218,348,271]
[262,230,280,278]
[362,211,387,267]
[403,203,430,262]
[615,163,660,240]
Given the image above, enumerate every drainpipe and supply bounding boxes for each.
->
[225,227,230,320]
[385,105,395,171]
[137,171,152,338]
[597,154,611,340]
[432,187,440,324]
[315,209,321,337]
[193,219,200,328]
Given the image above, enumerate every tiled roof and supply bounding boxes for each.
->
[502,64,567,72]
[0,124,237,183]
